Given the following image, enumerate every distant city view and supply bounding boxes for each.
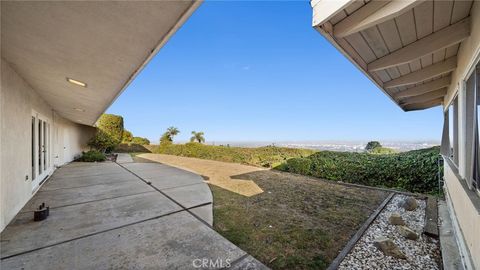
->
[201,140,440,152]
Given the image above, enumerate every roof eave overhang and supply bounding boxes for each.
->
[313,22,404,111]
[92,0,203,125]
[309,0,472,112]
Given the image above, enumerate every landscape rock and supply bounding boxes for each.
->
[373,236,407,259]
[398,225,418,240]
[400,197,418,211]
[339,195,439,270]
[388,213,405,225]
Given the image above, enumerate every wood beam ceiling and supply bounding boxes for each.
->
[334,0,423,38]
[393,76,451,98]
[368,18,469,71]
[399,88,447,105]
[384,57,457,88]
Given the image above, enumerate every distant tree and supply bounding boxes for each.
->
[365,141,382,152]
[122,130,133,143]
[160,126,180,144]
[190,131,205,143]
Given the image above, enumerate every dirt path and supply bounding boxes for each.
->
[137,153,265,197]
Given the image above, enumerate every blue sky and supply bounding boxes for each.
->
[107,1,442,143]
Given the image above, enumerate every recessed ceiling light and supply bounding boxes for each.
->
[74,108,85,112]
[66,77,87,87]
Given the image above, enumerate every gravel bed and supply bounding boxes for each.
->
[339,194,440,270]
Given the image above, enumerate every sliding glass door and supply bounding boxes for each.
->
[31,111,51,190]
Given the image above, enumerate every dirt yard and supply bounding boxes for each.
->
[134,153,390,270]
[136,153,266,196]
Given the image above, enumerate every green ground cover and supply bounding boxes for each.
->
[145,143,441,194]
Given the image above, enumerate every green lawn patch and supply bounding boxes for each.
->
[210,170,389,269]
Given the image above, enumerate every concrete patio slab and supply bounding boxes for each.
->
[0,161,265,269]
[115,153,133,164]
[1,212,246,270]
[42,172,137,191]
[190,204,213,226]
[21,180,152,212]
[122,162,204,190]
[1,192,180,258]
[52,165,125,179]
[54,161,120,173]
[162,182,212,209]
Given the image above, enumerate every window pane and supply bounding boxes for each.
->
[449,103,454,157]
[476,67,480,189]
[32,116,35,180]
[38,120,42,174]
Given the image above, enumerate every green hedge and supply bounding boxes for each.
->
[88,114,124,152]
[151,143,315,168]
[97,114,124,145]
[150,142,441,194]
[131,137,150,145]
[286,158,312,175]
[115,143,152,153]
[276,146,441,194]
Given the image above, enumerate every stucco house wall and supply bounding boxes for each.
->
[442,2,480,269]
[0,58,95,232]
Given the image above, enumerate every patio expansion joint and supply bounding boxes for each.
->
[0,202,211,260]
[38,179,134,192]
[19,190,156,214]
[158,181,207,191]
[115,162,213,229]
[51,171,128,179]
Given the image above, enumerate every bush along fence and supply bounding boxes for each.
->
[152,142,315,168]
[275,146,441,194]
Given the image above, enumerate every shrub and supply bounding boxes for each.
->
[276,147,441,194]
[151,143,314,168]
[149,142,440,193]
[77,150,106,162]
[122,130,133,143]
[286,158,312,175]
[370,147,396,154]
[131,137,150,145]
[88,114,124,152]
[97,114,124,145]
[88,129,117,153]
[115,143,151,153]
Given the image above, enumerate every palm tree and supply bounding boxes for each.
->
[166,127,180,139]
[160,126,180,144]
[190,131,205,143]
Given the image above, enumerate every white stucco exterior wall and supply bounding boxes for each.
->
[0,58,95,232]
[442,2,480,269]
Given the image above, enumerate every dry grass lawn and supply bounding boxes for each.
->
[134,154,390,270]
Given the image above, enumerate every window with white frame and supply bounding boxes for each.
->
[448,96,459,167]
[471,64,480,191]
